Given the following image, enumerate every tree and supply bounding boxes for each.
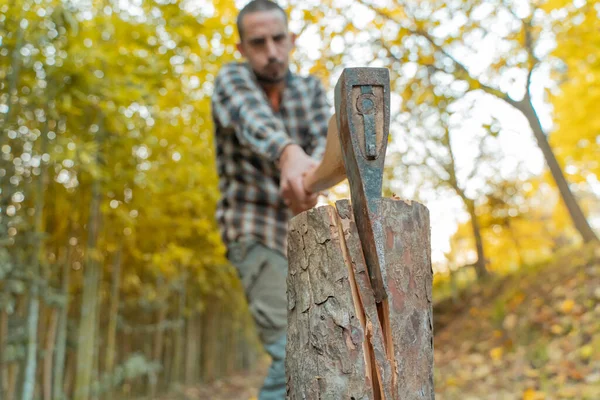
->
[547,1,600,182]
[389,97,503,278]
[292,0,598,243]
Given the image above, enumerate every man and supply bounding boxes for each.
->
[210,0,331,398]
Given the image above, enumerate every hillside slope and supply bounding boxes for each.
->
[434,244,600,399]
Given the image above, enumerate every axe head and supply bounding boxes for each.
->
[334,67,391,303]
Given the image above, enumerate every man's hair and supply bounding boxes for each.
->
[236,0,288,40]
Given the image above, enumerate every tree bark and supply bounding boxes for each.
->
[518,99,598,243]
[286,200,434,399]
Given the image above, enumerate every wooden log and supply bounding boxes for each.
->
[286,199,434,399]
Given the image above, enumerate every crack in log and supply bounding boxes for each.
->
[333,207,381,399]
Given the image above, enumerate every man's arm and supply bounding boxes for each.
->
[211,64,295,162]
[212,64,318,213]
[307,76,331,161]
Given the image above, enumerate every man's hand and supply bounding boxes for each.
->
[278,144,319,215]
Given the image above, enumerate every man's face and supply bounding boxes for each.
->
[237,9,295,84]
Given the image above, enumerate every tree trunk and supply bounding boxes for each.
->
[0,310,7,396]
[226,319,236,376]
[506,219,524,266]
[22,122,49,400]
[184,313,199,385]
[43,308,59,400]
[74,143,103,400]
[65,352,75,399]
[104,248,121,383]
[6,363,17,400]
[149,304,167,398]
[466,199,488,279]
[519,98,598,243]
[163,336,173,391]
[3,10,24,126]
[286,200,434,399]
[171,281,186,386]
[201,308,217,383]
[215,304,226,379]
[53,243,73,400]
[92,265,103,400]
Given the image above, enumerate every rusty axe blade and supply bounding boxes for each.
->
[335,67,390,303]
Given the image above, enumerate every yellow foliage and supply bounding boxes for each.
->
[548,4,600,180]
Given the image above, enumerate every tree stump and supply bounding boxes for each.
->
[286,198,434,399]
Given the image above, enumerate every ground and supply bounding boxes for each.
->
[159,367,265,400]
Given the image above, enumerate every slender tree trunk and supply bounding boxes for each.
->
[104,248,121,389]
[43,309,59,400]
[3,10,24,126]
[149,304,167,398]
[201,309,216,383]
[0,310,7,396]
[53,243,73,400]
[449,265,459,303]
[74,127,103,400]
[184,314,199,385]
[506,220,524,266]
[226,319,236,376]
[22,123,50,400]
[214,306,224,380]
[519,98,598,243]
[65,352,74,399]
[466,199,488,279]
[6,363,17,400]
[171,281,185,386]
[92,265,103,400]
[163,336,172,391]
[235,325,243,372]
[239,329,250,371]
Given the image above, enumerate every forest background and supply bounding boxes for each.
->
[1,0,599,399]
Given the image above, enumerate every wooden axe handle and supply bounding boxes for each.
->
[303,114,346,194]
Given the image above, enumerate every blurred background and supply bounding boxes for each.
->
[0,0,598,399]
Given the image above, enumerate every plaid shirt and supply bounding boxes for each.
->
[211,62,330,256]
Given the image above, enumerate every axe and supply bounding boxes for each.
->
[302,67,390,303]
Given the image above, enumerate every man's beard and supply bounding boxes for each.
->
[254,63,287,84]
